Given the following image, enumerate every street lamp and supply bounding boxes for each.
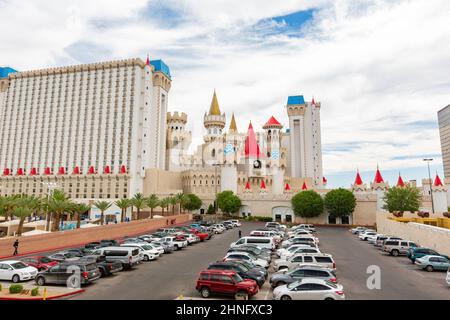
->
[423,158,435,214]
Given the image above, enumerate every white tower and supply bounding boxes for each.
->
[263,116,284,195]
[203,90,226,166]
[165,112,191,172]
[286,95,323,186]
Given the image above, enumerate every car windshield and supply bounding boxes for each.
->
[325,281,338,288]
[287,280,301,289]
[141,245,152,250]
[40,257,53,263]
[11,262,28,269]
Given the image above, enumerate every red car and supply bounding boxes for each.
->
[189,229,210,241]
[21,256,58,271]
[196,269,259,299]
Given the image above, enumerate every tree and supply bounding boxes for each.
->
[47,190,72,231]
[382,186,422,213]
[146,195,159,219]
[93,201,112,225]
[72,203,91,228]
[131,193,146,220]
[159,197,171,215]
[182,194,203,212]
[291,190,324,219]
[216,191,241,216]
[13,205,33,236]
[324,188,356,218]
[175,193,185,214]
[206,204,215,215]
[169,196,178,214]
[115,198,132,223]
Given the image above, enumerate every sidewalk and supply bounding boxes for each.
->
[0,281,84,300]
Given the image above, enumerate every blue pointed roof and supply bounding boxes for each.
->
[150,60,171,79]
[0,67,18,79]
[287,95,305,105]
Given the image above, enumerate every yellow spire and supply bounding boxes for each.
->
[229,113,237,132]
[209,90,221,116]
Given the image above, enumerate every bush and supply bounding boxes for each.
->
[31,287,39,296]
[383,186,421,213]
[182,193,203,212]
[216,191,241,215]
[324,188,356,218]
[291,190,324,218]
[206,204,215,215]
[9,284,23,294]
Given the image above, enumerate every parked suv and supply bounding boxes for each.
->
[207,261,265,287]
[375,236,402,248]
[80,255,123,277]
[382,240,417,256]
[91,246,140,269]
[270,265,337,288]
[274,253,336,272]
[195,269,259,299]
[35,260,100,286]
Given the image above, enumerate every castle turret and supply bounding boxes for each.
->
[352,170,367,192]
[371,166,389,211]
[204,90,226,142]
[165,111,191,171]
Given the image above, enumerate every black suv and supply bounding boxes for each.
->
[35,260,101,286]
[207,261,265,287]
[80,255,123,277]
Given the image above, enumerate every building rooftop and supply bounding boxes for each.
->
[0,67,18,78]
[287,95,305,105]
[150,59,171,79]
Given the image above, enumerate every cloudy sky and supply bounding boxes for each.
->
[1,0,449,187]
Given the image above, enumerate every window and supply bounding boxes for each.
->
[304,256,313,263]
[220,275,233,284]
[315,257,333,263]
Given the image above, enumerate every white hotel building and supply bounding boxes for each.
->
[0,58,171,200]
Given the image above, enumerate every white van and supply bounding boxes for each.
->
[91,246,141,269]
[249,230,282,243]
[231,236,275,250]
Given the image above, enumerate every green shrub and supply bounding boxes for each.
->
[0,283,2,291]
[31,287,39,296]
[246,216,273,222]
[9,284,23,294]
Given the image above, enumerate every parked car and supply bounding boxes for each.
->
[277,244,316,258]
[446,268,450,286]
[367,234,385,245]
[161,236,188,250]
[214,224,227,232]
[0,260,38,283]
[288,229,313,238]
[272,278,345,300]
[350,226,367,234]
[211,226,224,234]
[85,242,101,250]
[266,222,286,230]
[250,230,282,243]
[297,224,315,232]
[100,239,120,247]
[282,236,318,248]
[227,247,271,263]
[90,246,141,269]
[231,236,275,250]
[274,253,336,272]
[181,233,200,244]
[382,240,417,256]
[189,229,210,241]
[207,261,265,287]
[358,230,377,241]
[231,259,268,279]
[195,269,259,299]
[222,221,234,229]
[280,246,321,260]
[35,260,101,286]
[229,244,272,260]
[270,265,337,288]
[21,256,58,271]
[67,248,94,257]
[139,234,163,242]
[414,255,450,272]
[120,243,160,261]
[223,252,269,269]
[407,247,449,263]
[151,240,175,253]
[375,236,402,248]
[48,251,80,262]
[122,238,148,245]
[229,220,242,227]
[80,255,123,277]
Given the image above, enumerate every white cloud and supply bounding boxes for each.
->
[1,0,450,181]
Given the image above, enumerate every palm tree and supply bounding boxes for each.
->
[131,193,146,220]
[93,201,112,225]
[14,204,34,236]
[73,203,91,228]
[47,190,72,231]
[115,198,132,223]
[146,194,159,219]
[175,193,185,214]
[169,196,177,215]
[159,197,171,215]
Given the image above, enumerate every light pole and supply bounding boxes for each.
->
[423,158,435,214]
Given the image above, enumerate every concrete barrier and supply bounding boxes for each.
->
[376,212,450,256]
[0,214,192,259]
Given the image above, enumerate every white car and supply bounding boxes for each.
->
[146,243,165,255]
[0,260,38,283]
[273,278,345,300]
[229,220,242,227]
[139,234,162,242]
[367,234,384,244]
[280,246,321,260]
[211,226,224,234]
[288,229,313,238]
[161,236,188,250]
[359,230,377,241]
[182,233,200,244]
[277,244,314,257]
[214,224,227,232]
[274,253,335,271]
[282,236,319,248]
[121,243,160,261]
[350,226,367,234]
[223,252,269,269]
[446,268,450,286]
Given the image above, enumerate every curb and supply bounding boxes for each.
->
[0,288,85,300]
[0,219,192,260]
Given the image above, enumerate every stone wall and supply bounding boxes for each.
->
[0,214,192,259]
[376,211,450,256]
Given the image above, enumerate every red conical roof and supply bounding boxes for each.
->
[3,168,10,176]
[264,116,282,128]
[244,121,262,158]
[58,167,65,175]
[104,166,111,174]
[88,166,95,174]
[44,167,51,175]
[354,170,363,185]
[146,54,150,66]
[434,173,443,187]
[17,168,24,176]
[245,181,251,190]
[302,182,308,190]
[397,173,405,187]
[73,166,80,174]
[30,168,37,175]
[260,179,266,189]
[312,97,315,105]
[374,167,384,184]
[322,176,327,184]
[285,183,291,191]
[120,165,127,174]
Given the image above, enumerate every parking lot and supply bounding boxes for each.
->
[1,222,449,300]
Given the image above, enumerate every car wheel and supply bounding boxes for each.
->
[12,274,20,283]
[99,268,106,277]
[236,290,249,300]
[426,265,434,272]
[281,295,292,300]
[200,287,211,298]
[325,297,335,300]
[144,255,149,262]
[391,250,399,257]
[36,276,45,286]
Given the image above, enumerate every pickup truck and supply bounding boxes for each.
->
[161,236,188,250]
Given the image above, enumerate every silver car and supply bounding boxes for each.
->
[273,278,345,300]
[270,266,336,288]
